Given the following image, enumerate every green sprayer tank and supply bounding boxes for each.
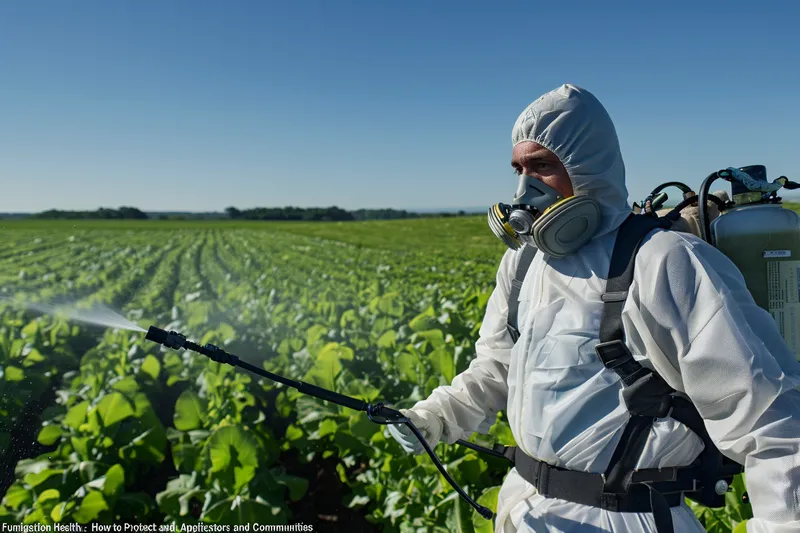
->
[710,165,800,359]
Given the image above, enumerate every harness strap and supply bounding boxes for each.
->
[592,215,677,532]
[594,342,680,533]
[512,450,684,512]
[598,213,671,346]
[506,244,537,342]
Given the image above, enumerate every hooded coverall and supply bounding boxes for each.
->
[393,85,800,532]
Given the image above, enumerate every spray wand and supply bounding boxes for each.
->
[144,325,501,520]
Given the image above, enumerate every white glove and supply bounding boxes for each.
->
[386,408,444,455]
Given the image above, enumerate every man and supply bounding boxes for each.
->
[388,84,800,532]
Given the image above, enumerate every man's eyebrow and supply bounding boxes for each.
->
[512,151,554,166]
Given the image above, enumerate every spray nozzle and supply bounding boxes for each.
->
[144,325,239,365]
[145,325,186,350]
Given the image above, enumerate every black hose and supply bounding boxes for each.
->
[401,422,493,519]
[698,172,723,244]
[455,438,513,462]
[666,193,725,217]
[670,196,697,214]
[651,181,694,197]
[660,197,696,224]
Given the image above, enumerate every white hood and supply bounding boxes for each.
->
[511,84,631,239]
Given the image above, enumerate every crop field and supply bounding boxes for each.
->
[0,217,752,532]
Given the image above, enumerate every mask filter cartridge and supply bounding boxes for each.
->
[488,175,601,257]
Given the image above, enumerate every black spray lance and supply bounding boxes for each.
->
[144,325,506,520]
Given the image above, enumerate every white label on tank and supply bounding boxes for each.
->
[764,250,792,258]
[767,260,800,358]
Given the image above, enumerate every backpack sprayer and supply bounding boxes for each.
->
[639,165,800,359]
[144,165,800,521]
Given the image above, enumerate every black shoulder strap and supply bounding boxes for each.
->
[595,214,673,455]
[595,214,673,381]
[507,245,537,343]
[592,214,677,531]
[599,213,672,349]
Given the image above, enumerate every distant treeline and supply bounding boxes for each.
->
[223,206,472,221]
[6,206,478,220]
[31,207,149,219]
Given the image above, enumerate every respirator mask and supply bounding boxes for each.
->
[487,174,601,258]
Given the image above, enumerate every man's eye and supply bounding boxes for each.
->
[536,162,551,170]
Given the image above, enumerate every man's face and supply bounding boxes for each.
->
[511,141,574,198]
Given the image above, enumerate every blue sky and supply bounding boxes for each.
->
[2,1,799,212]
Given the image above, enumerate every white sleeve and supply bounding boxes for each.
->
[411,248,519,444]
[629,232,800,533]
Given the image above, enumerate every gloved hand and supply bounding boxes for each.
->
[386,408,444,455]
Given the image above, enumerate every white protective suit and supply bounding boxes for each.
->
[404,85,800,532]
